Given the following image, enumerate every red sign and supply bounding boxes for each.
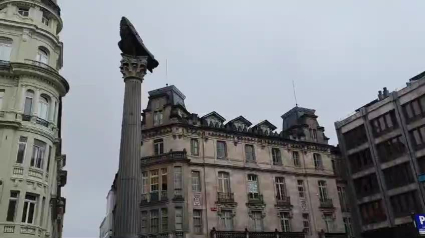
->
[211,207,217,211]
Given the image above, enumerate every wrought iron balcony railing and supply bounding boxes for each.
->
[24,59,57,72]
[173,188,184,201]
[276,196,292,207]
[36,117,49,127]
[141,151,188,165]
[141,191,168,204]
[217,192,235,203]
[319,198,334,209]
[247,193,264,204]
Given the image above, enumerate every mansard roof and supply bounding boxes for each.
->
[201,111,226,122]
[253,120,277,131]
[226,116,252,127]
[148,85,186,108]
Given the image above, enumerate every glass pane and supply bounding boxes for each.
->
[24,97,32,115]
[6,200,17,221]
[28,203,35,224]
[22,202,28,222]
[413,101,421,116]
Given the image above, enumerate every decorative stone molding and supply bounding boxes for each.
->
[276,210,293,218]
[120,54,148,80]
[248,208,266,219]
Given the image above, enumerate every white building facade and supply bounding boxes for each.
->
[0,1,69,238]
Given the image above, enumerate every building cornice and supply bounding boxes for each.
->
[142,123,336,152]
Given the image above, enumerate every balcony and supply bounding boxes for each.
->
[319,198,334,209]
[210,228,305,238]
[141,151,188,166]
[217,192,235,204]
[172,188,184,201]
[36,117,49,127]
[24,59,57,72]
[140,191,168,205]
[247,194,264,205]
[276,196,292,208]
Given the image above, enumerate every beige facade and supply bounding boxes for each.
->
[0,1,69,238]
[103,85,352,238]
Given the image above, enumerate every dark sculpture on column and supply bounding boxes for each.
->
[114,17,159,238]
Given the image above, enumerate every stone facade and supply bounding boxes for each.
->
[0,1,69,238]
[103,85,352,238]
[335,72,425,238]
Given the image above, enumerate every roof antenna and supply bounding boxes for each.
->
[165,59,168,86]
[292,80,298,107]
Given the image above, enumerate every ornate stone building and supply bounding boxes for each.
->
[103,85,353,238]
[0,1,69,238]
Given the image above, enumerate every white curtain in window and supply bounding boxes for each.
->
[36,48,49,64]
[0,39,12,61]
[24,90,34,115]
[38,96,49,120]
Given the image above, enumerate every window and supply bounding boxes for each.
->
[191,138,199,156]
[141,211,148,233]
[218,172,231,193]
[42,14,50,26]
[175,207,183,231]
[0,38,12,61]
[410,125,425,150]
[343,217,354,238]
[251,211,263,231]
[370,111,398,137]
[192,171,201,192]
[354,174,380,198]
[161,168,167,191]
[302,214,310,234]
[376,136,406,161]
[161,208,168,232]
[18,8,29,17]
[280,212,291,232]
[343,125,368,150]
[36,47,49,64]
[359,200,387,224]
[154,139,164,155]
[31,139,46,169]
[0,89,4,109]
[16,136,27,164]
[403,96,425,123]
[337,186,349,212]
[275,177,287,200]
[150,170,159,193]
[390,191,421,218]
[310,128,317,140]
[293,151,300,167]
[348,149,373,173]
[141,171,148,194]
[272,148,282,165]
[245,144,255,162]
[38,95,49,120]
[324,214,334,232]
[6,191,19,222]
[22,194,37,224]
[46,146,52,172]
[318,181,328,201]
[153,111,163,126]
[24,90,34,115]
[174,167,182,194]
[219,210,233,231]
[297,180,305,198]
[313,153,323,169]
[247,174,259,199]
[383,163,414,190]
[217,141,227,159]
[150,210,159,233]
[193,209,202,233]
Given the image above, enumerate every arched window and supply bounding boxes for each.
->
[36,47,49,64]
[0,38,12,61]
[24,90,34,115]
[38,95,49,120]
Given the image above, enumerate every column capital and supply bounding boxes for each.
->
[120,54,148,80]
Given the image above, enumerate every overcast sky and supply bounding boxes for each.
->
[59,0,425,237]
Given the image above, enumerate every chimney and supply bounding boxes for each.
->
[378,90,383,100]
[383,87,389,98]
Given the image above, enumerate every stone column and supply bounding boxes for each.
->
[114,54,147,238]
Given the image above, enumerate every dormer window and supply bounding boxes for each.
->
[153,111,163,126]
[42,14,50,26]
[18,8,29,17]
